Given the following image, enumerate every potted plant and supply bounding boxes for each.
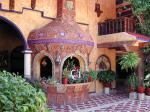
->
[144,74,150,99]
[137,86,145,93]
[137,85,145,100]
[97,70,116,94]
[89,69,98,82]
[119,52,141,99]
[81,71,89,83]
[62,68,70,84]
[47,77,57,85]
[127,73,140,99]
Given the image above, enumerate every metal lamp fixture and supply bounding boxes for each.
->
[95,0,103,17]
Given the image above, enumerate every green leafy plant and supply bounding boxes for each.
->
[89,69,98,81]
[119,52,140,71]
[119,52,141,91]
[144,73,150,88]
[125,0,150,36]
[97,70,116,83]
[47,77,57,85]
[0,71,49,112]
[65,60,75,71]
[63,68,71,78]
[141,44,150,54]
[140,44,150,75]
[82,71,89,82]
[127,73,138,91]
[68,77,74,84]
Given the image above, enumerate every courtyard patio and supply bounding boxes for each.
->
[49,90,150,112]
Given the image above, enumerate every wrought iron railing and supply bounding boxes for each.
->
[98,17,135,35]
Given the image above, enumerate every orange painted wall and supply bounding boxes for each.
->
[0,0,117,92]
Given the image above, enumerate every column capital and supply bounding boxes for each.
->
[22,49,32,54]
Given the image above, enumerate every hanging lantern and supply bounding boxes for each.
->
[95,0,103,17]
[31,0,36,10]
[41,59,47,67]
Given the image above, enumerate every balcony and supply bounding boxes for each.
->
[98,17,135,35]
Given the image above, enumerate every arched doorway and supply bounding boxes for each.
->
[40,56,52,79]
[0,16,27,76]
[116,55,130,89]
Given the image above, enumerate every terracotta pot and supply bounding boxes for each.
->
[88,76,92,82]
[104,83,111,88]
[137,86,145,93]
[62,78,68,84]
[146,88,150,96]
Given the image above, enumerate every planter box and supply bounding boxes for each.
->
[104,87,110,94]
[129,92,137,100]
[138,93,145,100]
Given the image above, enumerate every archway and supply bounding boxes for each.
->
[0,16,27,49]
[0,16,27,76]
[32,51,55,79]
[96,55,111,71]
[61,54,86,81]
[40,56,53,79]
[63,57,80,70]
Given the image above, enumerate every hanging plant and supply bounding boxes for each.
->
[119,52,141,72]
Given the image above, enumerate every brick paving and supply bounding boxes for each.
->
[49,91,150,112]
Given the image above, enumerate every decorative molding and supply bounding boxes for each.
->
[28,38,94,46]
[0,8,89,26]
[0,8,55,20]
[95,55,111,71]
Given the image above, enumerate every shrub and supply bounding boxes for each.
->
[127,73,138,91]
[97,70,116,83]
[89,69,98,81]
[0,71,49,112]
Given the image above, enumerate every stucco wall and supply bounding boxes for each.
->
[0,0,117,91]
[0,0,116,39]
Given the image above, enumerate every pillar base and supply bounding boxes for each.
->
[129,92,137,100]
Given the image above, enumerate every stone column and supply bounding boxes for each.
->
[23,49,32,79]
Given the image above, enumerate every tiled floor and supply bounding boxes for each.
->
[49,91,150,112]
